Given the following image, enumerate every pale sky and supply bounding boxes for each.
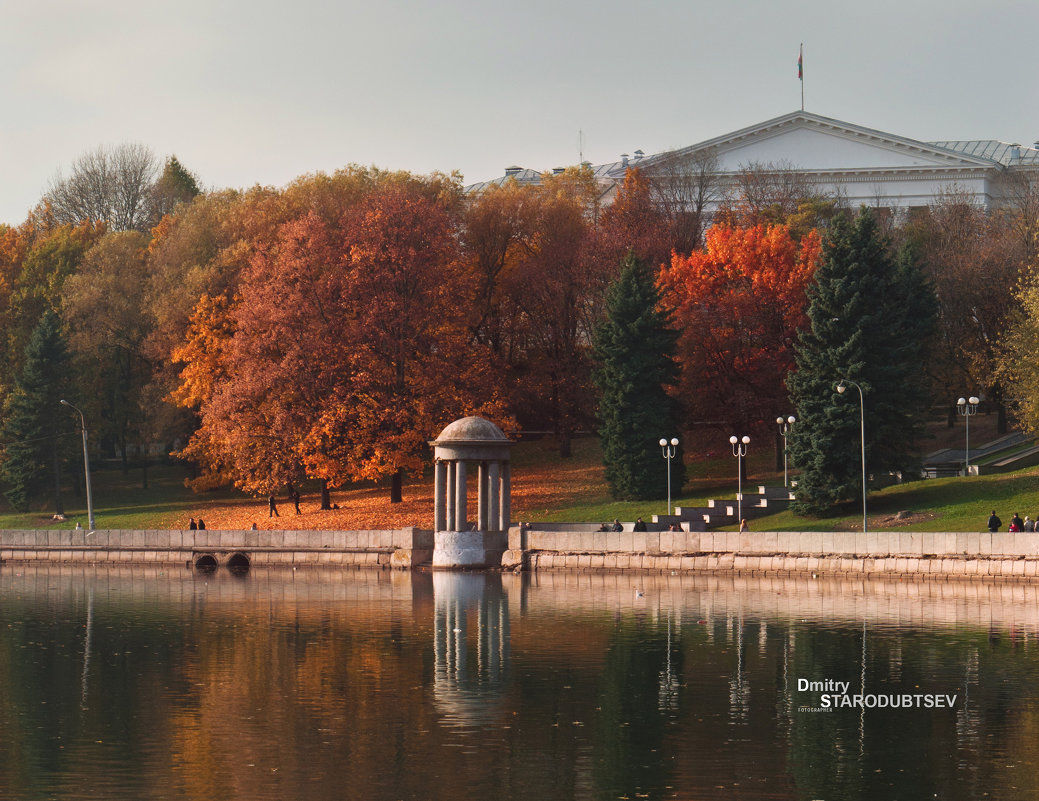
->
[2,0,1038,225]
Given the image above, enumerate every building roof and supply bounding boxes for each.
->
[928,139,1039,166]
[466,111,1039,194]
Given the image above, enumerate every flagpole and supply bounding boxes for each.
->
[799,43,804,111]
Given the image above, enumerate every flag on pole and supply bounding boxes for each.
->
[798,44,803,81]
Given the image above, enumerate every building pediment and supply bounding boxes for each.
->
[648,111,1001,176]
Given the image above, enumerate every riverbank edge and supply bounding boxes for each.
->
[4,527,1039,580]
[498,527,1039,580]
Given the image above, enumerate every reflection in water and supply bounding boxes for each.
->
[432,572,509,727]
[3,566,1039,800]
[80,587,93,709]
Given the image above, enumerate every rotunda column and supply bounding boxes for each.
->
[455,460,468,531]
[488,461,500,532]
[500,462,511,532]
[434,459,447,532]
[446,460,456,532]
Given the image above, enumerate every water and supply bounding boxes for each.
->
[2,565,1038,801]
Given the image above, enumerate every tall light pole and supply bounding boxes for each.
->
[957,396,980,476]
[729,435,750,524]
[60,400,94,530]
[659,437,679,516]
[836,379,867,534]
[776,415,796,487]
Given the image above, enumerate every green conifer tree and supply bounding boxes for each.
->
[592,253,684,500]
[787,208,936,516]
[2,311,74,513]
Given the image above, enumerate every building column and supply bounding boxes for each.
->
[434,460,447,532]
[477,462,489,531]
[488,461,500,532]
[455,460,468,531]
[500,462,511,532]
[446,460,456,532]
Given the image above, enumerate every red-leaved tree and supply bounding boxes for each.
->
[659,222,821,436]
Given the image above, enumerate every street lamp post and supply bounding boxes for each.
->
[836,379,867,534]
[776,415,796,487]
[729,435,750,524]
[659,437,679,516]
[60,400,94,530]
[957,396,980,477]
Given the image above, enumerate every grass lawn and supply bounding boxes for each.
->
[3,418,1037,532]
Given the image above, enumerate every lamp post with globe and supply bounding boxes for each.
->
[659,437,679,516]
[836,379,867,534]
[729,435,750,523]
[957,396,980,476]
[776,415,796,487]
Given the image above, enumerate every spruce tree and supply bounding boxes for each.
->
[2,311,74,513]
[787,208,935,516]
[592,253,684,500]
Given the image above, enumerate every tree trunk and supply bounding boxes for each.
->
[320,479,332,510]
[558,428,572,458]
[390,468,403,504]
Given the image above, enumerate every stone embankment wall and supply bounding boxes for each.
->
[7,526,1039,580]
[0,528,433,569]
[501,527,1039,580]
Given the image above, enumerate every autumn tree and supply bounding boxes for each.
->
[900,193,1030,428]
[788,208,936,516]
[505,167,603,456]
[461,178,536,356]
[998,266,1039,434]
[593,253,683,500]
[7,221,104,374]
[596,168,671,271]
[0,223,31,394]
[144,185,297,452]
[659,222,821,437]
[62,231,154,475]
[174,173,510,503]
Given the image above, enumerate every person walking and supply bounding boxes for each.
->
[1010,512,1024,532]
[988,510,1002,532]
[269,494,280,518]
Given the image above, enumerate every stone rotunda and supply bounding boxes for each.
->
[430,416,512,569]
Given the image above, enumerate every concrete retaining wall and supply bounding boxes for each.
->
[7,526,1039,580]
[502,527,1039,580]
[0,528,433,569]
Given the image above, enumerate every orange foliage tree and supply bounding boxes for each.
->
[503,168,605,456]
[173,174,511,503]
[659,222,821,436]
[595,167,671,271]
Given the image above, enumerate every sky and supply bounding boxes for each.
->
[2,0,1038,225]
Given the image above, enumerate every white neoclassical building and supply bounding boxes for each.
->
[467,110,1039,212]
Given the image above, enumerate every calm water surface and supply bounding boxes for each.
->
[2,564,1038,800]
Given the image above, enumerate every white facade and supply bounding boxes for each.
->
[468,111,1039,212]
